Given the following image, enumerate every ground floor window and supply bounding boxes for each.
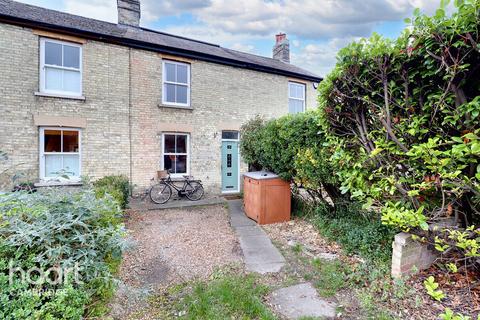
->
[39,127,81,180]
[162,133,189,176]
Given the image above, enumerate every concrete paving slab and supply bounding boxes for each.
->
[246,262,284,274]
[269,283,337,319]
[238,235,277,248]
[233,226,267,237]
[227,199,285,274]
[230,215,257,227]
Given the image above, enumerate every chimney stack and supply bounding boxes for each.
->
[273,33,290,63]
[117,0,141,27]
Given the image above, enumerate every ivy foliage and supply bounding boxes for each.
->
[318,0,480,265]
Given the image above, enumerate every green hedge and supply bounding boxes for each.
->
[240,113,343,206]
[93,175,130,209]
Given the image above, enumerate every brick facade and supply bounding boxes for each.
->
[0,22,318,194]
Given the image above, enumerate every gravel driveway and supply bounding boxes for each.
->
[110,204,243,319]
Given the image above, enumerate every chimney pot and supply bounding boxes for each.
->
[117,0,141,27]
[275,33,286,44]
[273,33,290,63]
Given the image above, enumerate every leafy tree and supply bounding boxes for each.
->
[318,0,480,268]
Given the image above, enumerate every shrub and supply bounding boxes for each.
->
[318,0,480,268]
[240,112,343,206]
[93,175,130,209]
[307,202,395,263]
[239,115,265,171]
[0,189,125,319]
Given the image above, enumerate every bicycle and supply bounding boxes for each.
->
[149,170,204,204]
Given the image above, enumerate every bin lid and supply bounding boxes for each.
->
[243,171,280,180]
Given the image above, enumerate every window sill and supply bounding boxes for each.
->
[34,180,83,187]
[35,92,86,101]
[158,103,193,110]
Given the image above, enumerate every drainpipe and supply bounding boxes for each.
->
[128,47,133,194]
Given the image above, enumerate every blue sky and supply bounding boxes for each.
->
[17,0,443,76]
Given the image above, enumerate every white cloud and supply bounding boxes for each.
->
[16,0,448,77]
[64,0,117,23]
[143,0,444,39]
[142,0,212,21]
[291,37,361,77]
[159,24,268,46]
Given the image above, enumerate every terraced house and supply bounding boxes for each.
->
[0,0,321,194]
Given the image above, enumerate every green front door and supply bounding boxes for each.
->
[221,141,239,192]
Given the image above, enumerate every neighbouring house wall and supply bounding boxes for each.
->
[0,23,131,189]
[0,22,318,194]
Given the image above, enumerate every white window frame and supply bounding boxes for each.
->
[288,81,306,114]
[162,60,191,107]
[40,38,83,97]
[39,127,82,181]
[161,133,190,178]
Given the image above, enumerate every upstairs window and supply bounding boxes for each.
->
[162,60,190,107]
[288,82,305,114]
[40,38,82,96]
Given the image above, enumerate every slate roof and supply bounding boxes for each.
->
[0,0,321,82]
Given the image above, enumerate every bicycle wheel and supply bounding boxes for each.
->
[185,181,204,201]
[149,182,172,204]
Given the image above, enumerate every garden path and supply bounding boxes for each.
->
[109,204,242,319]
[228,199,286,273]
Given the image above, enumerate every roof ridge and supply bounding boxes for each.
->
[0,0,321,81]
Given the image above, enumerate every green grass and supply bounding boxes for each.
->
[174,273,276,320]
[293,199,395,264]
[292,243,303,254]
[310,258,351,297]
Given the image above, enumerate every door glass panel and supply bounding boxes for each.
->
[45,67,63,91]
[45,154,62,177]
[63,155,80,176]
[222,131,239,140]
[45,41,62,66]
[63,45,80,69]
[227,154,232,168]
[63,131,79,152]
[164,135,175,153]
[176,155,187,173]
[44,130,61,152]
[176,135,187,153]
